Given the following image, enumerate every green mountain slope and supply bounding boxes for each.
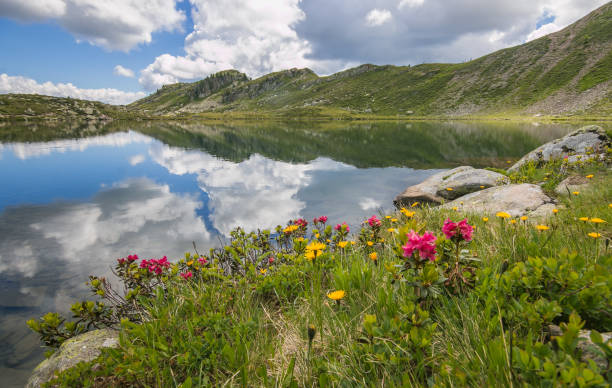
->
[128,2,612,117]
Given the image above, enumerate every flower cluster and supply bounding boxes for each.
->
[117,254,139,265]
[294,218,308,228]
[442,218,473,242]
[313,216,328,225]
[139,256,171,275]
[334,222,350,233]
[402,231,437,261]
[367,215,381,228]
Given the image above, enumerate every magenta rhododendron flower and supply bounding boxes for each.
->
[318,216,328,223]
[295,218,308,227]
[139,256,171,275]
[198,257,208,265]
[402,230,437,261]
[180,271,193,279]
[268,257,275,264]
[335,222,349,232]
[367,215,381,228]
[442,218,473,242]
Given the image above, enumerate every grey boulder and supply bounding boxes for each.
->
[26,328,119,388]
[508,125,610,172]
[555,175,590,196]
[441,183,555,217]
[394,166,508,207]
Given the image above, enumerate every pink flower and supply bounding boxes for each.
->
[117,258,126,265]
[268,257,275,264]
[402,230,437,261]
[335,222,349,232]
[198,257,208,265]
[295,218,308,228]
[180,271,193,280]
[367,215,381,228]
[442,218,473,242]
[318,216,328,223]
[127,254,138,262]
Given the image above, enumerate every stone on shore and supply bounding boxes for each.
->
[508,125,610,172]
[554,175,590,195]
[441,183,555,217]
[394,166,508,207]
[26,329,119,388]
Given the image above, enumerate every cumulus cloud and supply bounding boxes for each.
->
[398,0,425,9]
[114,65,135,78]
[139,0,346,90]
[0,73,146,105]
[0,0,185,51]
[365,9,392,27]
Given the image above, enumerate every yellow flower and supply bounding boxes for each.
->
[588,232,601,239]
[590,218,606,224]
[608,203,612,208]
[535,225,550,231]
[385,215,391,219]
[283,224,299,233]
[506,160,511,164]
[572,191,579,196]
[367,241,374,246]
[510,220,517,224]
[586,174,594,179]
[351,241,356,245]
[327,290,346,301]
[452,206,458,211]
[411,202,419,207]
[338,241,348,248]
[482,217,489,222]
[391,218,397,222]
[369,252,378,261]
[552,209,558,214]
[315,233,320,239]
[479,185,485,189]
[496,212,511,219]
[260,268,267,274]
[186,260,194,266]
[296,237,305,242]
[579,217,589,222]
[401,209,415,217]
[305,241,326,261]
[387,228,396,233]
[446,187,453,191]
[520,216,528,221]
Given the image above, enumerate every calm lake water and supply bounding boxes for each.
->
[0,120,597,386]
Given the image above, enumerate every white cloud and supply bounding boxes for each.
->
[0,73,146,105]
[398,0,424,10]
[365,9,392,27]
[0,0,185,51]
[139,0,345,90]
[129,154,146,165]
[359,197,381,211]
[114,65,135,78]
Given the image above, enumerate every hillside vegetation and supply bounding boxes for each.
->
[127,2,612,117]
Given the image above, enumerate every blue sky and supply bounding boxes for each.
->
[0,0,608,104]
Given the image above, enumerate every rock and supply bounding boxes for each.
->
[526,203,558,220]
[508,125,610,172]
[549,325,611,370]
[441,183,555,217]
[394,166,508,207]
[26,329,118,388]
[555,175,590,196]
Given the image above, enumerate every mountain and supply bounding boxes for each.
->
[1,3,610,120]
[127,2,612,117]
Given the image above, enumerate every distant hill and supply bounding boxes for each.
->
[127,2,612,117]
[1,2,611,120]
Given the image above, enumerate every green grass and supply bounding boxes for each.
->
[31,148,612,387]
[578,50,612,91]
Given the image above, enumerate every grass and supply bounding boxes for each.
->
[31,146,612,387]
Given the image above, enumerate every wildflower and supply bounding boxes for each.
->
[367,241,374,246]
[268,257,275,264]
[411,202,419,207]
[387,228,396,233]
[369,252,378,261]
[442,218,473,242]
[127,254,138,262]
[480,185,485,189]
[295,218,308,228]
[179,271,193,280]
[335,222,350,232]
[338,241,348,248]
[590,218,606,224]
[579,217,589,222]
[326,239,331,243]
[452,206,458,211]
[552,209,558,214]
[402,230,437,261]
[572,191,579,195]
[520,216,528,221]
[609,204,612,208]
[391,218,397,223]
[496,212,511,219]
[385,215,391,219]
[400,208,415,217]
[446,187,453,191]
[535,225,550,231]
[506,160,511,164]
[327,290,346,301]
[510,220,517,224]
[283,224,299,234]
[351,241,356,245]
[186,260,194,266]
[260,268,267,275]
[315,233,320,239]
[482,217,489,222]
[305,241,326,261]
[588,232,601,239]
[586,174,594,179]
[367,215,382,228]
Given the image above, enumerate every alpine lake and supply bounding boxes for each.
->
[0,119,606,387]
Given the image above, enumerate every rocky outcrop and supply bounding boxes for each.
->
[441,183,556,217]
[549,325,611,370]
[394,166,508,207]
[555,175,590,195]
[508,125,610,172]
[26,329,119,388]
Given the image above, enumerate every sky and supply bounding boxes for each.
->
[0,0,608,105]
